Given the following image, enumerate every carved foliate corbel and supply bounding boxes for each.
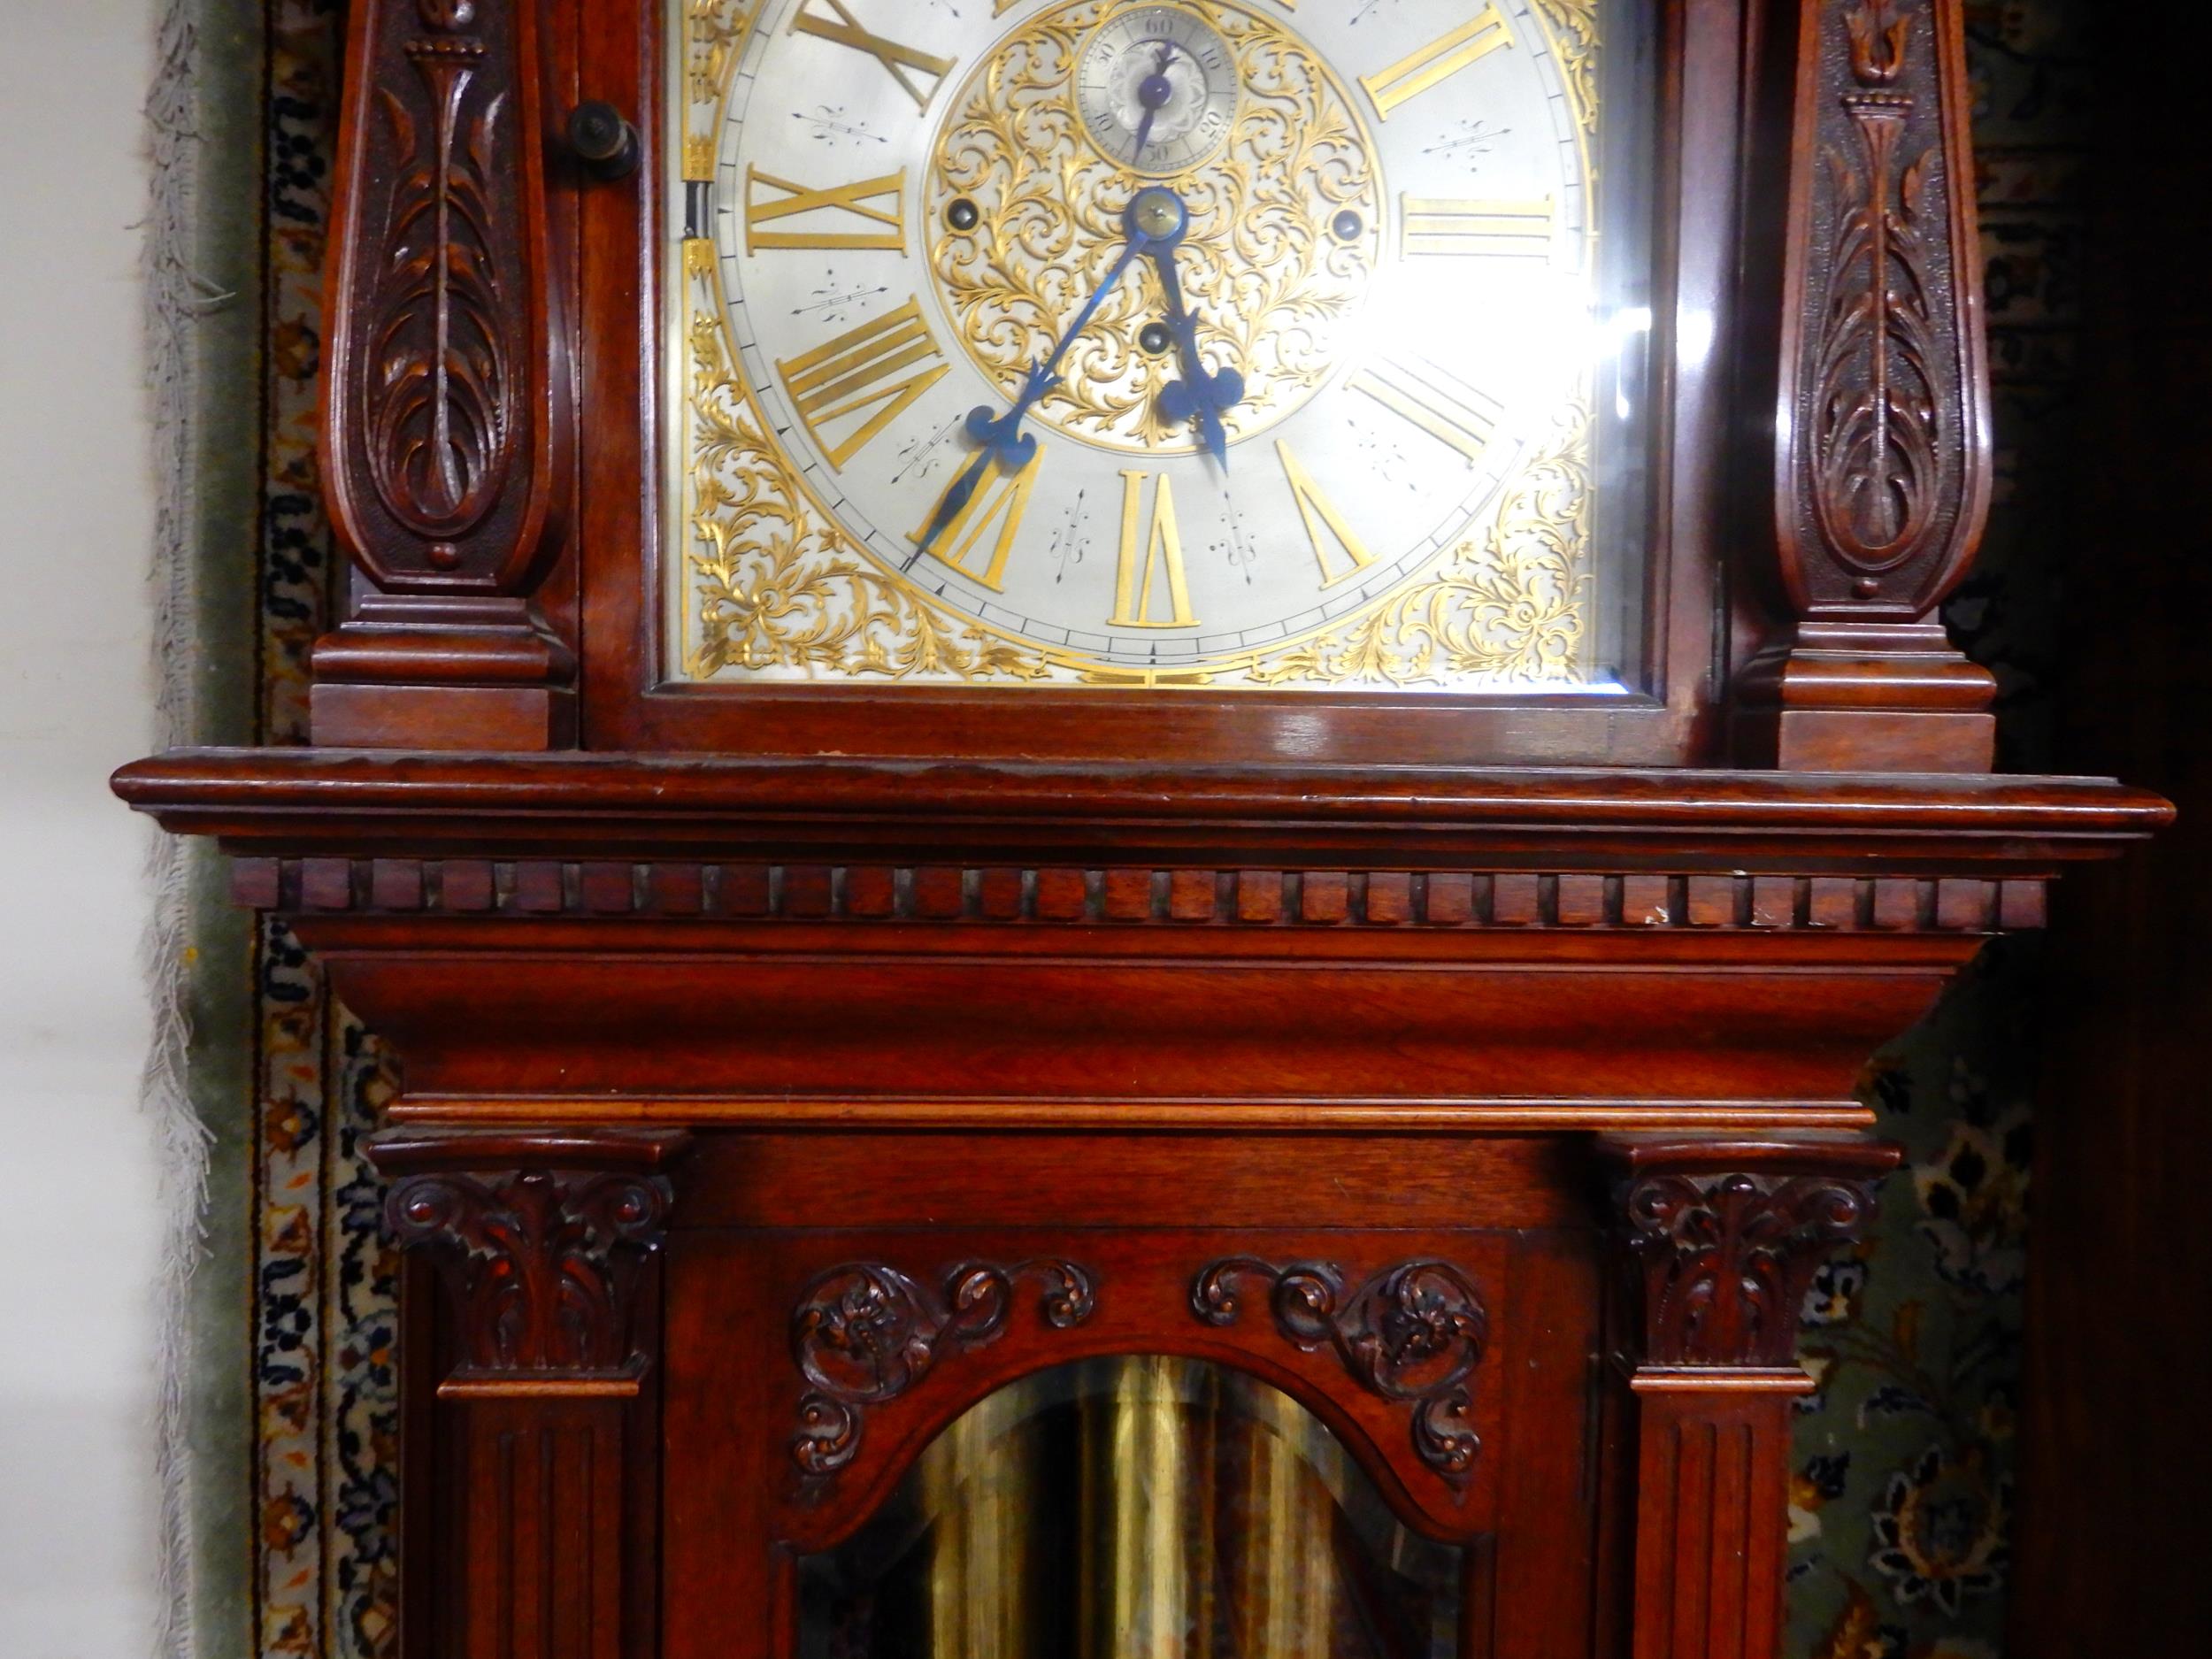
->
[366,1130,690,1376]
[315,0,577,749]
[1192,1256,1490,1487]
[1742,0,1994,772]
[1600,1136,1899,1374]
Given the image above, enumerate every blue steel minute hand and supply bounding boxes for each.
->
[914,207,1164,560]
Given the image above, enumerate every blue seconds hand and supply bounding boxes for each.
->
[916,189,1185,559]
[1129,42,1177,164]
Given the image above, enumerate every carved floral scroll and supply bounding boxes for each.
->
[790,1259,1098,1475]
[1192,1256,1490,1487]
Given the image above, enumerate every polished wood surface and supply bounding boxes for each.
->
[111,754,2162,1127]
[115,2,2169,1655]
[117,744,2157,1659]
[111,749,2167,861]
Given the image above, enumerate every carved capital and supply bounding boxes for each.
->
[365,1129,690,1376]
[1601,1136,1898,1371]
[1193,1257,1489,1487]
[790,1259,1097,1476]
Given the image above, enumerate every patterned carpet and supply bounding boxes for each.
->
[203,2,2096,1653]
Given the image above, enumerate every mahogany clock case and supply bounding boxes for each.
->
[294,0,1988,771]
[110,3,2173,1659]
[116,764,2171,1659]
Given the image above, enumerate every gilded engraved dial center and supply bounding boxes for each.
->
[1076,6,1239,176]
[928,0,1383,456]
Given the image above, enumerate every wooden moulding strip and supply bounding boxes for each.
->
[1626,1367,1820,1396]
[437,1373,646,1402]
[381,1097,1879,1131]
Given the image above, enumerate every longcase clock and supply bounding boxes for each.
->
[117,4,2167,1658]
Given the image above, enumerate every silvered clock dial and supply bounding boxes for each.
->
[672,0,1640,689]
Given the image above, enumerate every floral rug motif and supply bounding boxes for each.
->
[216,2,2090,1654]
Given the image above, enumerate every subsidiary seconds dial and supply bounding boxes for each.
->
[1075,5,1240,176]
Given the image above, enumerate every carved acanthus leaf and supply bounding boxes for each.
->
[385,1167,675,1373]
[1618,1171,1878,1368]
[1780,0,1985,617]
[1193,1257,1490,1487]
[367,20,515,552]
[327,0,570,600]
[790,1259,1097,1476]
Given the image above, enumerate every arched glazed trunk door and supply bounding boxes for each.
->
[657,1198,1609,1659]
[797,1356,1464,1659]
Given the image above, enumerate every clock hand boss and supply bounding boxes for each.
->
[916,190,1181,559]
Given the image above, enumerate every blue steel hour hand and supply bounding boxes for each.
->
[917,189,1181,558]
[1149,239,1243,469]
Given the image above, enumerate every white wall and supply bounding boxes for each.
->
[0,0,166,1654]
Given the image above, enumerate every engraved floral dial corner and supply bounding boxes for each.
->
[671,0,1612,691]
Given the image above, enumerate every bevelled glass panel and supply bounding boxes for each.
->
[798,1356,1463,1659]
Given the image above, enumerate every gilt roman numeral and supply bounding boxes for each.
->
[1276,442,1376,588]
[1112,472,1199,628]
[1402,196,1556,260]
[916,449,1045,592]
[1350,358,1504,465]
[746,168,907,253]
[778,299,951,471]
[1362,8,1515,119]
[791,0,958,112]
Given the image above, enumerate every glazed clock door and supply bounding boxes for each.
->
[795,1356,1470,1659]
[668,0,1655,694]
[659,1137,1610,1659]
